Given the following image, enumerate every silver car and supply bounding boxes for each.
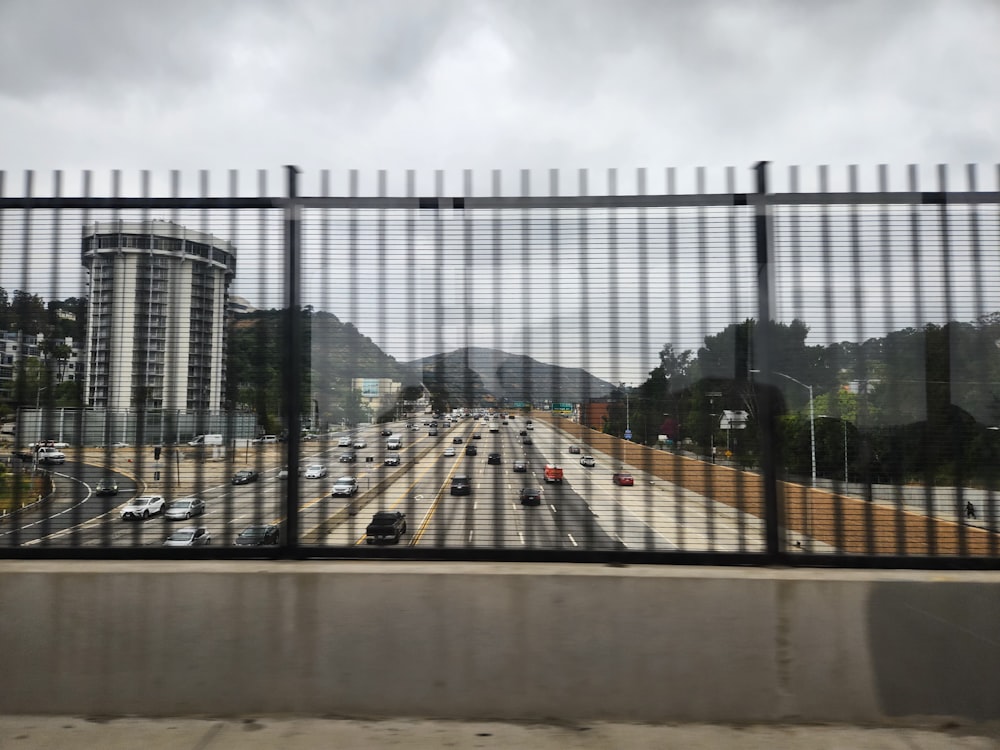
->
[165,497,206,521]
[163,527,212,546]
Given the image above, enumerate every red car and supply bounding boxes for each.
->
[612,472,634,486]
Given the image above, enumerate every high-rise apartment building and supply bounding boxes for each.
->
[82,220,236,413]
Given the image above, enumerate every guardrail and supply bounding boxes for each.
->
[1,163,999,567]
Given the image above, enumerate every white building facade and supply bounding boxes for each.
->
[82,220,236,413]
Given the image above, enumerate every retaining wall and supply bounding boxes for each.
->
[1,562,998,723]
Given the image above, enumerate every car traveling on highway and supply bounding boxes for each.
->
[465,445,478,456]
[120,495,166,520]
[444,447,456,457]
[487,452,502,465]
[519,487,543,506]
[354,439,367,449]
[231,469,259,485]
[305,464,329,478]
[338,436,352,447]
[338,452,357,463]
[450,475,472,496]
[35,446,66,464]
[163,527,212,546]
[331,476,358,497]
[580,455,596,467]
[365,511,407,544]
[513,460,527,472]
[384,454,401,466]
[568,445,581,454]
[94,478,118,496]
[234,524,279,546]
[612,471,635,486]
[544,464,564,483]
[164,497,206,521]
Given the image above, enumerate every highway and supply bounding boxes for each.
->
[6,415,770,551]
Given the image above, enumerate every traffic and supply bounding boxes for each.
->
[4,413,767,552]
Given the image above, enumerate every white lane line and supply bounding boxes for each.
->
[567,533,578,547]
[613,533,627,548]
[517,531,525,545]
[549,504,557,513]
[468,530,474,543]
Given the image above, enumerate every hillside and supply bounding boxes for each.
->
[407,347,615,405]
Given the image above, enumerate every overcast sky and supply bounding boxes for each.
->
[2,0,999,383]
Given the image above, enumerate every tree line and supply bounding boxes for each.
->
[613,317,1000,486]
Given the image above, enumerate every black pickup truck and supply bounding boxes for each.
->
[366,511,407,544]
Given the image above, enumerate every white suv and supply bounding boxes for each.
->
[35,447,66,464]
[331,476,358,497]
[120,495,166,520]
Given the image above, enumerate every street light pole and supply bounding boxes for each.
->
[619,383,630,465]
[707,391,722,463]
[33,385,49,472]
[751,371,815,485]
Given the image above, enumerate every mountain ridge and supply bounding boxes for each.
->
[407,346,615,405]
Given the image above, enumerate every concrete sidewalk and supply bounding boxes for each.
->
[1,717,997,749]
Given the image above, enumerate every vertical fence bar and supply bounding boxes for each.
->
[847,165,876,554]
[666,167,688,551]
[936,164,968,558]
[695,166,717,550]
[283,165,302,554]
[907,165,936,556]
[878,164,907,555]
[725,165,749,552]
[753,161,781,559]
[490,168,505,548]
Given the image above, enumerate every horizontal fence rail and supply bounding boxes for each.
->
[0,163,998,567]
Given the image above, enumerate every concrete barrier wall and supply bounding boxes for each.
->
[1,562,998,723]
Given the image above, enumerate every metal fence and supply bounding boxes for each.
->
[1,163,999,567]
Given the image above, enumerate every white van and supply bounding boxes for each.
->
[188,434,223,446]
[386,436,402,450]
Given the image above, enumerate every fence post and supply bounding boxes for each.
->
[283,165,302,555]
[752,161,783,560]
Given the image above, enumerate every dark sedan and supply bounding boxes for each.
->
[94,478,119,496]
[519,487,543,506]
[234,525,280,546]
[231,469,260,485]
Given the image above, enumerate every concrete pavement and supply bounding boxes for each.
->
[1,716,997,749]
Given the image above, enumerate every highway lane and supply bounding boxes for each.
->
[318,417,629,550]
[10,413,770,552]
[3,460,140,547]
[531,418,770,553]
[16,422,401,548]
